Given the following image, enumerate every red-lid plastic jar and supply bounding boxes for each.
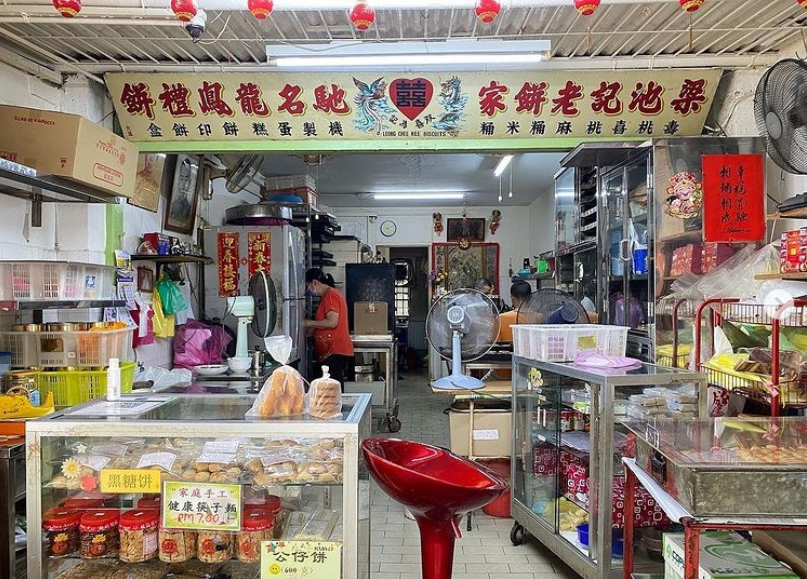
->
[79,510,119,559]
[158,522,197,564]
[236,509,274,564]
[43,509,81,557]
[137,496,161,510]
[119,509,159,563]
[63,493,116,511]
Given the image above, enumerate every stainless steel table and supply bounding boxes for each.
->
[346,335,400,432]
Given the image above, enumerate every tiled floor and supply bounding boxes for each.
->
[369,370,581,579]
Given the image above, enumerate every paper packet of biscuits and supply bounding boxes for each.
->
[247,336,306,418]
[308,365,342,420]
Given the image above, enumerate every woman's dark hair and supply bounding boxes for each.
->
[306,268,336,287]
[474,278,494,291]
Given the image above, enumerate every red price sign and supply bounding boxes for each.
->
[703,154,765,243]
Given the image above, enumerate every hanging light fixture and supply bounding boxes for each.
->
[170,0,197,21]
[475,0,501,24]
[679,0,704,11]
[573,0,600,16]
[248,0,274,19]
[52,0,81,18]
[350,0,376,31]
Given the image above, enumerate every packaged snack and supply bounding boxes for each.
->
[159,525,196,563]
[236,509,274,563]
[248,336,305,418]
[308,365,342,419]
[293,510,340,541]
[197,530,233,563]
[79,510,120,559]
[119,509,159,563]
[43,508,81,557]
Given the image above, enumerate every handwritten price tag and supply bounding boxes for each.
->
[261,541,341,579]
[162,482,241,532]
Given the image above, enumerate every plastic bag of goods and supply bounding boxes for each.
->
[247,336,305,418]
[308,366,342,420]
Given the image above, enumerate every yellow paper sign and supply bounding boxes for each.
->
[261,541,342,579]
[162,482,242,532]
[578,335,598,351]
[100,469,161,494]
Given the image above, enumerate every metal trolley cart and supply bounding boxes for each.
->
[345,335,400,433]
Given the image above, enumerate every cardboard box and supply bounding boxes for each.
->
[449,404,511,457]
[0,105,138,198]
[354,302,389,335]
[664,532,798,579]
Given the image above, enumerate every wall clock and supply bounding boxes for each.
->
[380,220,397,237]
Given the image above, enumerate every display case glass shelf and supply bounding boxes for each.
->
[26,393,372,579]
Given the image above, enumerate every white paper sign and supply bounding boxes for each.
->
[137,452,177,471]
[78,455,112,471]
[196,452,236,465]
[90,444,128,457]
[203,439,240,455]
[473,429,500,441]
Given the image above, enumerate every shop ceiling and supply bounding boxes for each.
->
[0,0,801,79]
[256,152,564,207]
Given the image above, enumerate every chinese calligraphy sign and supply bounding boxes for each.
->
[261,540,342,579]
[106,70,721,144]
[162,482,242,531]
[248,232,272,277]
[218,231,240,298]
[703,154,765,243]
[100,469,161,494]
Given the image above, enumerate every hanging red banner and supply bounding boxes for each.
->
[218,231,240,297]
[247,232,271,277]
[702,154,765,243]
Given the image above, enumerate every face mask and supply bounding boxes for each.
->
[306,287,318,297]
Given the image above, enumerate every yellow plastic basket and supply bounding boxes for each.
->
[36,362,136,408]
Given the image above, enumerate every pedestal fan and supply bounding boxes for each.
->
[426,289,500,390]
[517,288,590,325]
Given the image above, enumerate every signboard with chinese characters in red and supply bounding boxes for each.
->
[218,231,240,297]
[702,154,765,243]
[248,232,272,277]
[260,540,341,579]
[105,70,722,144]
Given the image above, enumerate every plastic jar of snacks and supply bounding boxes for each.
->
[159,524,196,563]
[119,509,159,563]
[236,509,274,563]
[136,496,161,510]
[43,509,81,557]
[79,510,119,559]
[197,530,233,563]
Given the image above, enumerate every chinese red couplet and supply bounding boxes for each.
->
[702,154,765,243]
[218,231,240,297]
[248,232,272,277]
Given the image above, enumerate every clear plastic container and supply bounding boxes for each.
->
[0,261,115,301]
[512,324,628,362]
[0,328,134,368]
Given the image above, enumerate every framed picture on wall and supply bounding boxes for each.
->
[447,218,486,243]
[164,155,200,235]
[130,153,168,213]
[432,242,499,295]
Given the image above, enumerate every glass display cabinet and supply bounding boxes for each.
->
[26,393,372,579]
[510,356,706,579]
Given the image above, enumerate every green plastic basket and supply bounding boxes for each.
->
[36,362,135,408]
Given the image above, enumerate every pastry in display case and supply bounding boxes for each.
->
[625,416,807,517]
[510,356,707,579]
[26,393,372,579]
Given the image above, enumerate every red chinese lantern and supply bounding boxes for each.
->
[52,0,81,18]
[350,1,375,31]
[573,0,600,16]
[248,0,273,19]
[170,0,197,22]
[679,0,704,11]
[475,0,501,23]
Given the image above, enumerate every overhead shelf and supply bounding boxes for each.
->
[755,272,807,281]
[0,299,126,312]
[131,254,213,265]
[0,158,121,205]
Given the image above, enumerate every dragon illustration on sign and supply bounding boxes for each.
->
[353,77,396,135]
[432,75,468,135]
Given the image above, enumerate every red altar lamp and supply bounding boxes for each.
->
[52,0,81,18]
[679,0,704,11]
[475,0,501,23]
[248,0,274,19]
[170,0,197,22]
[350,0,375,31]
[574,0,600,16]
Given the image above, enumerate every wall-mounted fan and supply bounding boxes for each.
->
[517,289,590,325]
[426,289,500,390]
[206,155,264,194]
[755,59,807,175]
[249,270,278,341]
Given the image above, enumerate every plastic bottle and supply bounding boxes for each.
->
[106,358,121,402]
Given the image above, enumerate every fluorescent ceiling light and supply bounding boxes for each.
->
[373,193,465,200]
[494,155,514,178]
[274,53,544,68]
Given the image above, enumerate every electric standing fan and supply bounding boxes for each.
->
[754,59,807,175]
[517,288,590,325]
[426,289,500,390]
[248,270,278,341]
